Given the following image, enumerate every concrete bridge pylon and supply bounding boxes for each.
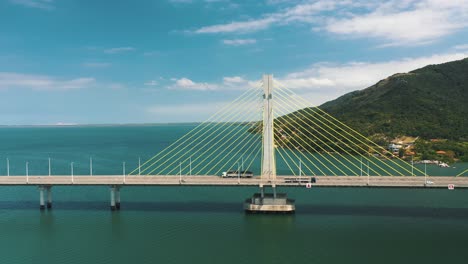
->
[261,74,276,181]
[244,74,295,214]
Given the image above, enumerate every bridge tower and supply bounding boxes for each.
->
[244,74,295,213]
[261,74,276,181]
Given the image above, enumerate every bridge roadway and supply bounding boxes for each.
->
[0,175,467,188]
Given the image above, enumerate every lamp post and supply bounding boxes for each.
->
[71,162,74,183]
[7,158,10,177]
[367,160,370,185]
[241,156,244,172]
[411,155,414,176]
[138,157,141,176]
[360,157,363,177]
[123,162,126,183]
[26,162,29,183]
[367,160,370,176]
[237,162,240,184]
[299,158,302,177]
[424,162,427,186]
[367,170,370,186]
[48,157,51,176]
[90,157,93,176]
[179,162,182,183]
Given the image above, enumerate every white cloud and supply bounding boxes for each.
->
[55,122,78,126]
[147,100,262,122]
[0,72,96,90]
[276,51,468,105]
[454,44,468,50]
[82,62,111,68]
[144,80,158,86]
[195,17,277,34]
[223,76,259,89]
[223,76,246,84]
[191,0,468,46]
[281,0,338,23]
[169,0,193,3]
[9,0,54,10]
[192,0,346,34]
[169,77,218,91]
[266,0,297,5]
[169,0,234,4]
[167,76,259,91]
[277,77,335,89]
[325,0,468,46]
[143,51,161,57]
[222,39,257,46]
[104,47,135,54]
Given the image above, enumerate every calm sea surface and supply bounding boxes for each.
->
[1,125,468,264]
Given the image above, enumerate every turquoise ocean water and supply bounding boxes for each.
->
[1,125,468,264]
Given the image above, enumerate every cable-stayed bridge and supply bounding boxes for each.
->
[1,75,466,213]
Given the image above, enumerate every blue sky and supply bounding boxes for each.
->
[0,0,467,125]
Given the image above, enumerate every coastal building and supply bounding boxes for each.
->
[389,136,419,154]
[388,143,403,154]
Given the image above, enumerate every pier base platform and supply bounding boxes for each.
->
[244,193,295,214]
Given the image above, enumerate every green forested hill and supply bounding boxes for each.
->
[318,58,468,141]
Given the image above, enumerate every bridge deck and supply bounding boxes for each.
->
[0,175,467,188]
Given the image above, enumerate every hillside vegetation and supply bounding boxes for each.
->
[319,58,468,141]
[275,58,468,162]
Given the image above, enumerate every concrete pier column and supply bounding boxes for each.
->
[110,186,116,211]
[46,186,52,209]
[39,186,45,210]
[260,185,264,198]
[115,187,121,210]
[273,186,277,199]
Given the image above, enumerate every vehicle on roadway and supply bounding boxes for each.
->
[284,177,316,183]
[221,170,254,178]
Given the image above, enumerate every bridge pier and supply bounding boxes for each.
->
[110,186,121,211]
[39,186,52,210]
[39,186,45,210]
[46,186,52,209]
[244,185,295,214]
[115,187,121,210]
[110,186,116,211]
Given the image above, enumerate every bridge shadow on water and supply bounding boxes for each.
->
[297,204,468,219]
[1,201,468,219]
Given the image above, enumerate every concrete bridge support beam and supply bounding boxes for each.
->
[46,186,52,209]
[110,186,116,211]
[115,187,121,210]
[39,186,45,210]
